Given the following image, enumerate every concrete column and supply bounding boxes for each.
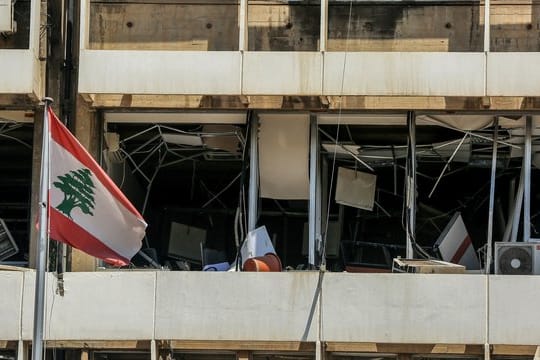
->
[239,0,248,51]
[320,0,328,51]
[524,116,532,242]
[247,115,259,232]
[70,95,99,271]
[17,340,28,360]
[29,109,44,269]
[309,116,320,267]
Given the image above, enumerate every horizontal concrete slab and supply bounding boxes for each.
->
[323,52,486,96]
[322,273,486,344]
[79,51,494,97]
[4,271,540,345]
[155,272,320,341]
[21,271,156,340]
[78,50,242,95]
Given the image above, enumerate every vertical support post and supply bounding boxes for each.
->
[28,0,41,54]
[483,0,490,53]
[309,116,320,267]
[29,109,44,269]
[524,116,532,242]
[320,0,328,52]
[321,157,329,259]
[485,117,498,273]
[17,341,28,360]
[248,115,259,232]
[150,340,158,360]
[79,0,90,50]
[316,135,322,265]
[32,98,52,360]
[483,0,490,97]
[239,0,248,51]
[71,96,98,272]
[504,165,524,243]
[405,111,416,258]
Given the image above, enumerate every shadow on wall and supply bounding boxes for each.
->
[491,1,540,51]
[327,3,484,52]
[89,2,240,51]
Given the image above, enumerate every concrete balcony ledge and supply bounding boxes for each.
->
[2,271,540,347]
[78,50,540,98]
[0,50,43,102]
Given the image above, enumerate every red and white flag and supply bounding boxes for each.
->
[47,108,146,266]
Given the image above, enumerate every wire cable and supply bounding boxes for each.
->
[321,0,355,269]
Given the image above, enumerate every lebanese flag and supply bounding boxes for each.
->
[47,108,147,266]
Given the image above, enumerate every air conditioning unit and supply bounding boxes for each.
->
[495,242,540,275]
[0,0,14,33]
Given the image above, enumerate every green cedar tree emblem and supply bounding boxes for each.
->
[53,168,96,219]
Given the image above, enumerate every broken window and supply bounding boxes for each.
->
[0,116,33,265]
[103,112,539,274]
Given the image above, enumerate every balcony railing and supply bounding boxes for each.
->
[2,270,540,347]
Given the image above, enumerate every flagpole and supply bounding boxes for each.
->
[32,97,53,360]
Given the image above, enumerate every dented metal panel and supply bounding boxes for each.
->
[323,52,485,96]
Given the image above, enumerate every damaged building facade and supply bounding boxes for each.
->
[2,0,540,359]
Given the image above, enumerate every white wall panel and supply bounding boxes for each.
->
[322,273,486,344]
[0,50,35,94]
[0,271,24,340]
[487,53,540,96]
[79,50,242,95]
[21,272,156,340]
[155,272,320,341]
[242,52,322,95]
[323,52,485,96]
[4,271,540,345]
[489,276,540,345]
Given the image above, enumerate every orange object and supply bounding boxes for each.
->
[243,253,282,272]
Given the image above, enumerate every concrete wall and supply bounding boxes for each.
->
[86,1,540,52]
[491,2,540,52]
[248,3,320,51]
[327,4,483,52]
[89,3,239,51]
[3,270,540,346]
